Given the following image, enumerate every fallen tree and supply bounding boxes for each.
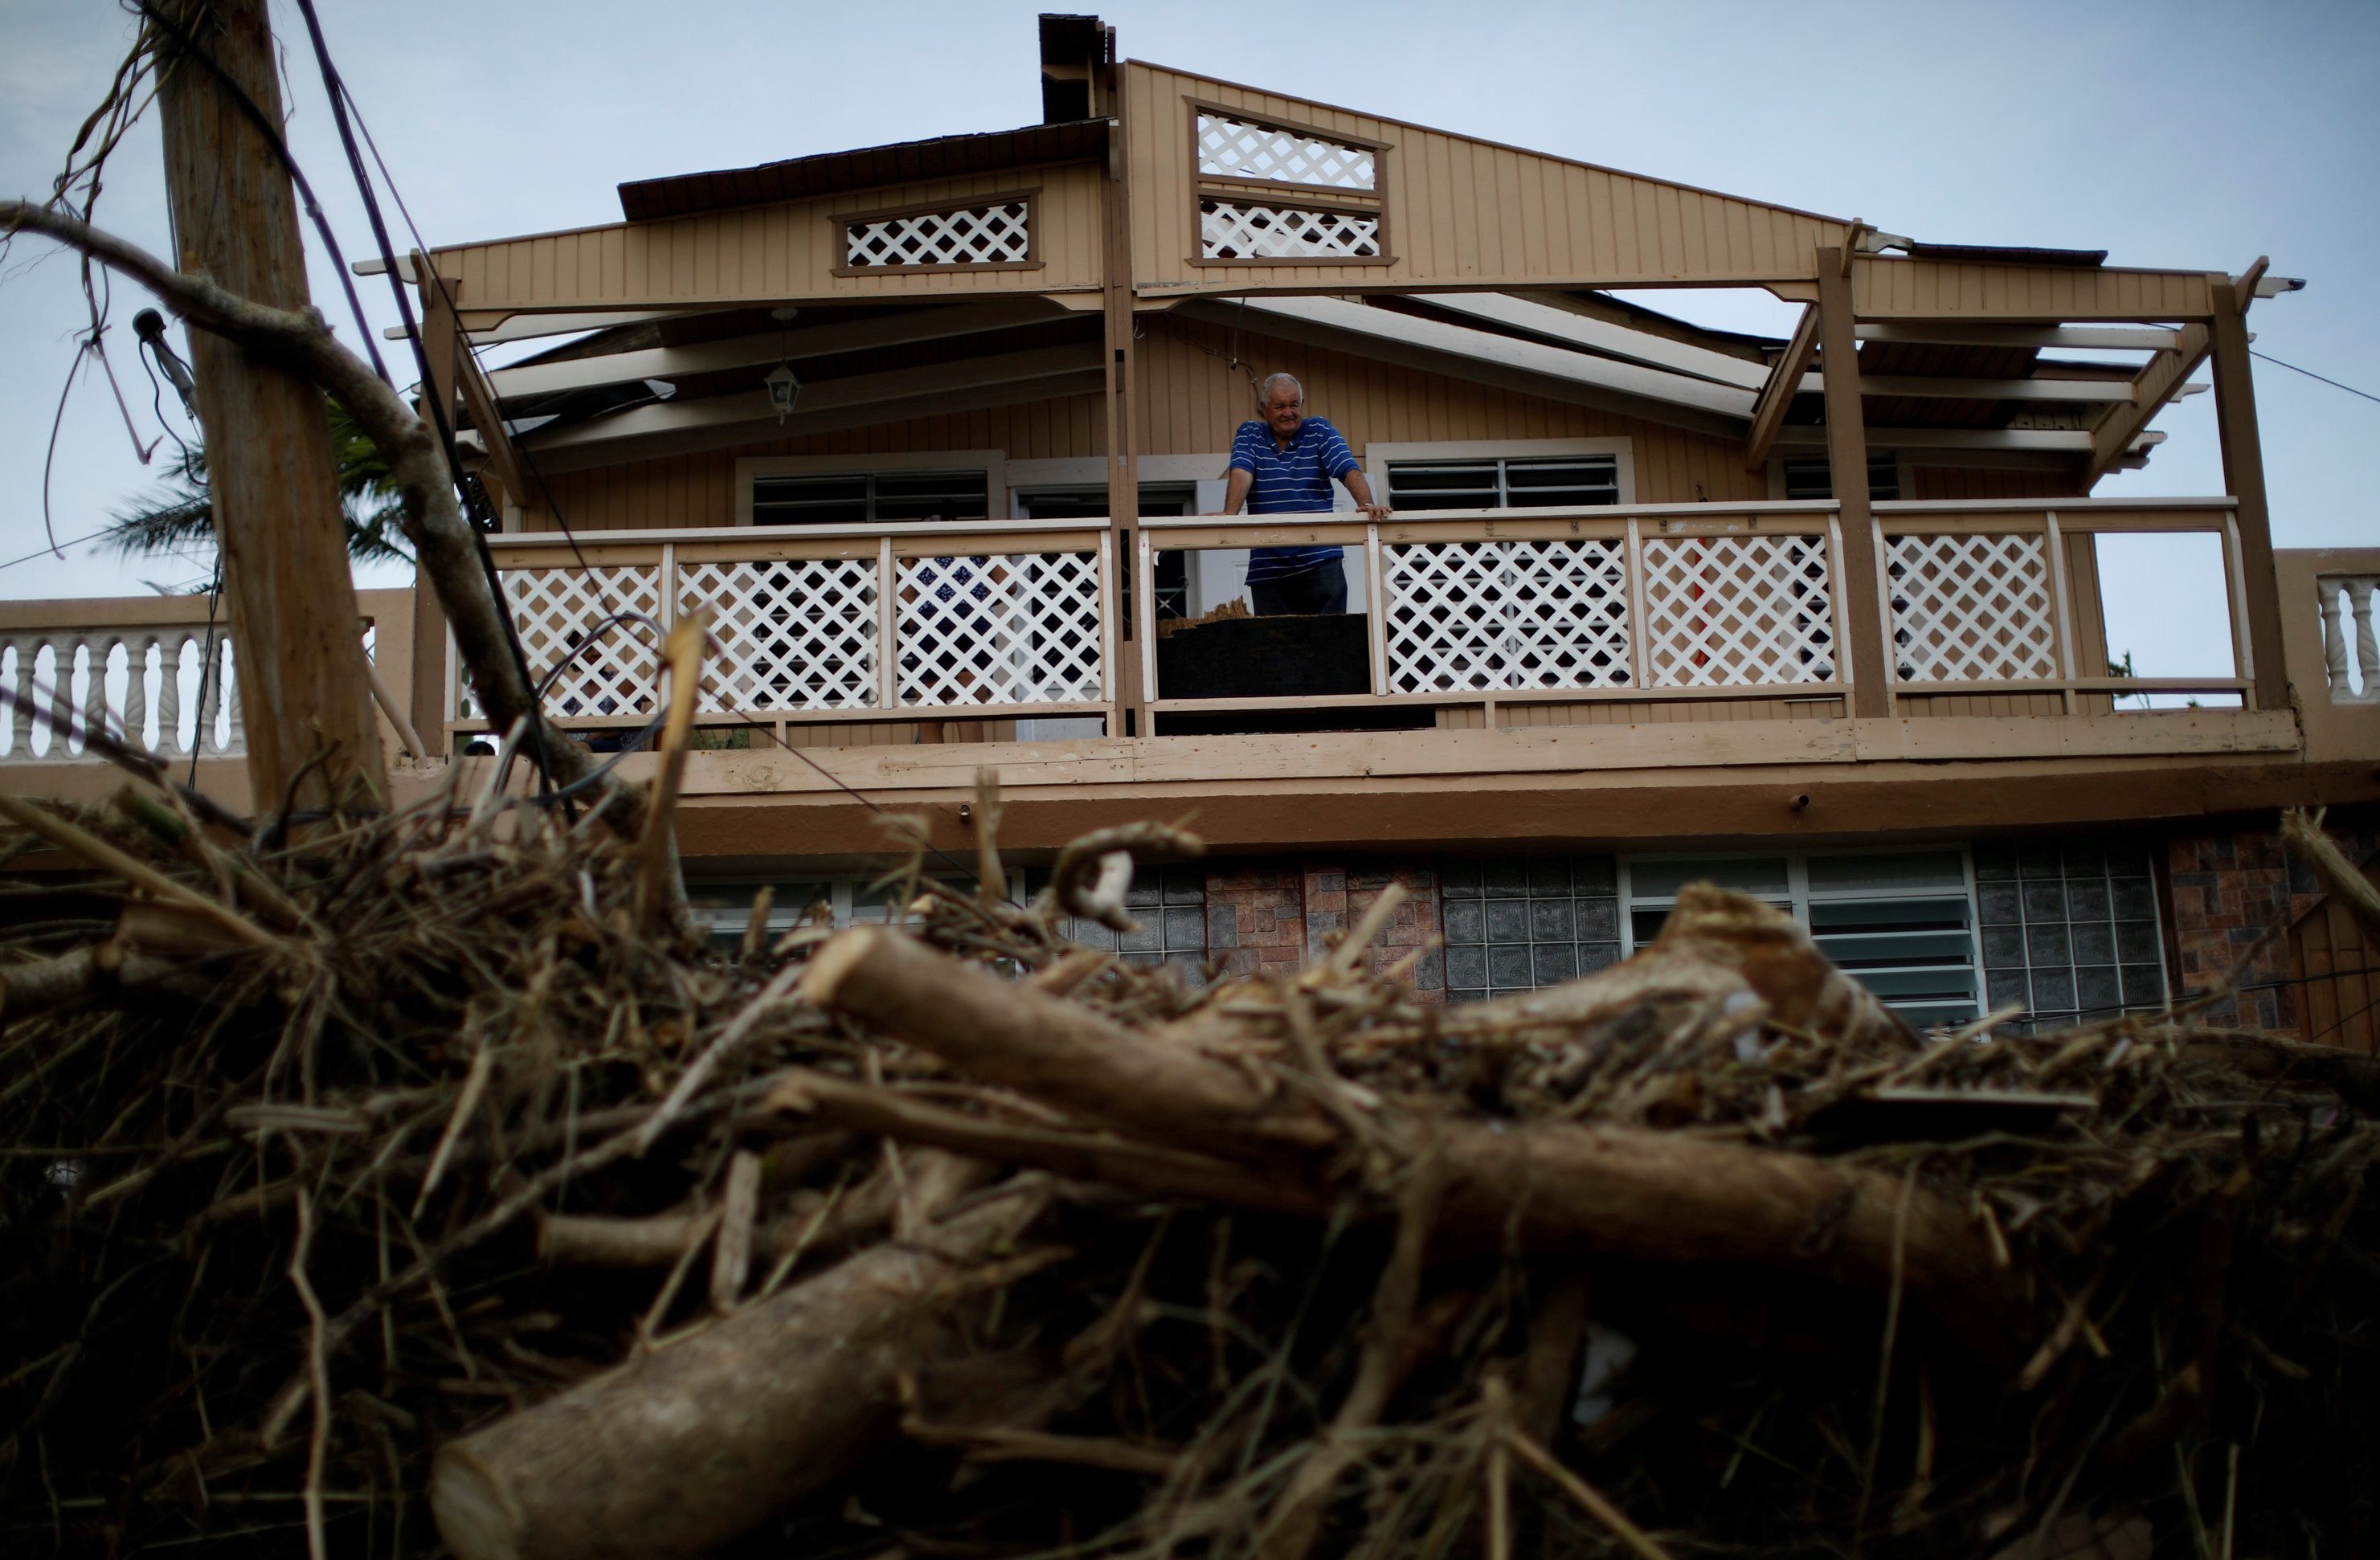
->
[0,786,2374,1558]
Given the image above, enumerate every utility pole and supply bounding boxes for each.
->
[155,0,385,813]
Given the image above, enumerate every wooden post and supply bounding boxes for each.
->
[1815,248,1891,717]
[1099,31,1145,736]
[156,0,383,807]
[2206,280,2288,713]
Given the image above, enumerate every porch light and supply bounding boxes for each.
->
[764,361,800,422]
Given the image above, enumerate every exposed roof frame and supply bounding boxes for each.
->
[485,299,1067,403]
[2086,324,2212,482]
[1856,374,2130,403]
[1856,322,2183,352]
[1742,304,1820,472]
[1772,426,2166,456]
[501,343,1103,472]
[1183,296,1753,437]
[1423,293,1792,392]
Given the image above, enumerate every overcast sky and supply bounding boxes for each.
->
[2,0,2374,672]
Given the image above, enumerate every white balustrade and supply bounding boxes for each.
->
[2317,574,2378,703]
[0,625,242,762]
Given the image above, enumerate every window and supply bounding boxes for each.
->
[1192,104,1387,263]
[752,470,990,526]
[1044,864,1208,983]
[1623,850,1981,1028]
[843,198,1033,271]
[1441,856,1622,1004]
[1386,455,1621,512]
[1781,454,1900,502]
[1973,844,2167,1031]
[687,872,1020,949]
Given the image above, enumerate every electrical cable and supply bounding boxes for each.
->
[2249,349,2380,408]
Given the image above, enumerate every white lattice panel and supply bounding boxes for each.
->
[1384,539,1631,692]
[1200,200,1380,260]
[1197,113,1376,190]
[485,564,663,720]
[1641,535,1834,687]
[1886,533,2059,683]
[845,202,1029,267]
[677,557,879,711]
[895,552,1102,707]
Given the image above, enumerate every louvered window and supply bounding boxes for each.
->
[1386,455,1621,511]
[752,471,989,526]
[1781,454,1900,501]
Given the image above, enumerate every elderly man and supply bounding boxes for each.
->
[1217,373,1389,615]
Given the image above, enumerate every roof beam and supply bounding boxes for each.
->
[1855,322,2182,351]
[1849,256,2214,322]
[485,299,1065,402]
[2085,323,2211,482]
[1185,296,1753,436]
[1742,304,1820,471]
[453,336,536,505]
[505,342,1102,471]
[1773,426,2165,455]
[1431,292,1788,391]
[1856,374,2131,403]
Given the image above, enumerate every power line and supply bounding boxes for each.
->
[2250,349,2380,407]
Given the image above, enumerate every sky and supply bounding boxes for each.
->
[2,0,2374,676]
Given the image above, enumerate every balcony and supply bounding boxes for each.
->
[2,514,2357,858]
[444,497,2266,742]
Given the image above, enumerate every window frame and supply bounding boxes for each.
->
[831,188,1042,278]
[1364,438,1638,511]
[1184,96,1395,269]
[734,451,1010,527]
[1767,451,1907,503]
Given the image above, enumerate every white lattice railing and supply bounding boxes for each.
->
[844,200,1032,269]
[2316,573,2378,704]
[1137,498,2255,716]
[459,523,1114,736]
[1875,500,2251,707]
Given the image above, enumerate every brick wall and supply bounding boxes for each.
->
[2165,817,2378,1035]
[1203,858,1446,1003]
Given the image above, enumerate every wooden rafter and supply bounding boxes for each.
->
[2085,323,2211,482]
[1855,323,2183,351]
[1741,304,1820,472]
[486,299,1065,402]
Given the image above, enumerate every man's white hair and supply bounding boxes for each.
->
[1256,371,1304,406]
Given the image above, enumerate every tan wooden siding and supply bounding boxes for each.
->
[1894,693,2070,718]
[433,165,1107,313]
[1134,317,1772,502]
[1907,466,2079,502]
[529,396,1105,529]
[1850,257,2214,323]
[1127,63,1849,294]
[2292,892,2379,1053]
[525,315,1774,528]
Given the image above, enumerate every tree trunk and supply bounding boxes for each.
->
[431,1184,1050,1560]
[155,0,383,812]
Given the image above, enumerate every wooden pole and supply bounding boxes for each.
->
[1099,30,1146,736]
[1816,248,1891,718]
[155,0,384,810]
[2206,280,2289,712]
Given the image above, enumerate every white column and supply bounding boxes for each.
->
[6,638,32,757]
[2349,578,2378,700]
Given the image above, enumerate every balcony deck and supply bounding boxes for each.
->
[1,517,2371,855]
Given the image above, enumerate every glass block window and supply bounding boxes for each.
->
[1385,455,1621,512]
[1441,856,1621,1004]
[1973,843,2167,1031]
[1623,850,1982,1028]
[1053,864,1208,983]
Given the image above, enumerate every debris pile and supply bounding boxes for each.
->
[2,781,2375,1558]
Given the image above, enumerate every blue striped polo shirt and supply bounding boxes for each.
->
[1230,416,1357,582]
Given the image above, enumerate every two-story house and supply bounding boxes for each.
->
[6,14,2374,1043]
